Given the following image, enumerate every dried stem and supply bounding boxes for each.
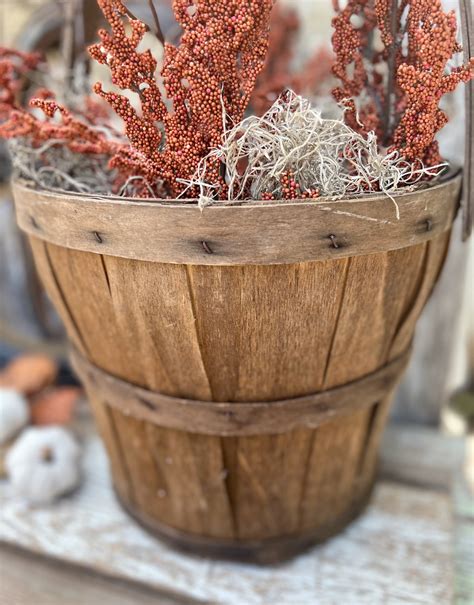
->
[383,0,399,144]
[124,3,164,45]
[147,0,165,46]
[459,0,473,239]
[61,0,76,86]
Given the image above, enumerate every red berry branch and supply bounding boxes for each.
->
[88,0,273,197]
[332,0,474,165]
[0,49,42,119]
[0,47,121,169]
[391,1,474,164]
[0,1,472,199]
[331,0,382,136]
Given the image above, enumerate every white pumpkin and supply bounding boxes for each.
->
[0,388,30,444]
[5,426,81,505]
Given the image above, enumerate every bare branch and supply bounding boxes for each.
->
[147,0,165,46]
[383,0,399,145]
[459,0,473,239]
[124,2,165,46]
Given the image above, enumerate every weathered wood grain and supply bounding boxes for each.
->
[380,424,465,491]
[27,238,88,356]
[0,544,188,605]
[36,234,448,556]
[13,175,461,266]
[70,345,410,436]
[389,231,451,359]
[16,177,459,560]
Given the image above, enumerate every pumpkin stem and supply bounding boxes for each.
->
[41,446,54,463]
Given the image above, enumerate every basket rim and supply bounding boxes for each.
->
[12,172,462,266]
[12,168,460,209]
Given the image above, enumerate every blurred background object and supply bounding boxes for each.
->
[0,0,176,367]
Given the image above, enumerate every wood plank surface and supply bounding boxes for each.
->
[70,345,410,436]
[13,174,461,265]
[380,424,465,491]
[0,544,188,605]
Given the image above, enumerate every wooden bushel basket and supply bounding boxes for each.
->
[13,173,461,563]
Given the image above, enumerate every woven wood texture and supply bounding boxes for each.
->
[13,176,458,561]
[70,344,411,436]
[24,227,451,560]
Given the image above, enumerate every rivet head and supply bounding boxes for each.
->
[201,240,213,254]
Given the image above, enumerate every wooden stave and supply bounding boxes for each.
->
[14,180,458,556]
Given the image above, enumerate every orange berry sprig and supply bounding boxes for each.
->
[390,0,473,165]
[0,50,119,162]
[89,0,274,197]
[331,0,474,166]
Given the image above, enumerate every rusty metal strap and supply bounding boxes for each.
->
[70,346,411,436]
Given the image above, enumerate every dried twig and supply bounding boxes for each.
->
[147,0,165,45]
[124,1,164,45]
[383,0,399,144]
[61,0,76,86]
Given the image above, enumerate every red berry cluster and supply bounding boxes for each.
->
[332,0,474,165]
[0,48,122,166]
[390,1,473,164]
[262,171,320,200]
[0,49,42,119]
[88,0,273,197]
[332,0,382,136]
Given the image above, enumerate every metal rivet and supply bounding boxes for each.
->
[138,397,155,411]
[202,240,213,254]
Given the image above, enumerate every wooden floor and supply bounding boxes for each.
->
[0,418,471,605]
[0,544,182,605]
